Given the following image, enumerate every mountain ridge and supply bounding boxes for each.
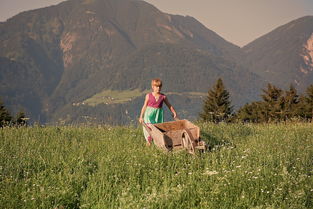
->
[242,15,313,91]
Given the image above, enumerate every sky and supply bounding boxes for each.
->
[0,0,312,47]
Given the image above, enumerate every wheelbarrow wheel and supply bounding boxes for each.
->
[182,130,195,154]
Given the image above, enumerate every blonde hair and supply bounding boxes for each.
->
[151,78,162,87]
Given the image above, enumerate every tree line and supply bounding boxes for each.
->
[0,100,27,127]
[200,78,313,123]
[2,78,312,126]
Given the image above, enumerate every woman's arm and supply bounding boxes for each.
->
[164,97,177,119]
[139,94,149,123]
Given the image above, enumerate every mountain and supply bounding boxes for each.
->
[0,0,265,124]
[242,16,313,91]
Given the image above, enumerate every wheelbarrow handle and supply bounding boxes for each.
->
[174,116,180,121]
[142,121,152,134]
[142,117,180,133]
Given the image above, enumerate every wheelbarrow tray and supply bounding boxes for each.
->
[144,119,205,153]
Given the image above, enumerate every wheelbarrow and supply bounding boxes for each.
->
[142,118,207,154]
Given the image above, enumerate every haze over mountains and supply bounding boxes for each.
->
[242,16,313,91]
[0,0,312,124]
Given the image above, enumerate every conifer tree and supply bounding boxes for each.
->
[296,95,307,120]
[281,84,299,120]
[304,84,313,120]
[15,111,27,126]
[236,101,264,123]
[0,100,12,127]
[199,78,233,123]
[261,83,284,122]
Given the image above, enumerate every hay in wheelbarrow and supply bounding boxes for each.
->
[142,119,207,154]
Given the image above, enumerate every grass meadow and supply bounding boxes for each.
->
[0,123,312,208]
[83,89,147,106]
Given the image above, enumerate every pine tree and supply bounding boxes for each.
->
[261,83,284,122]
[0,100,12,127]
[199,78,233,123]
[15,111,28,126]
[304,84,313,121]
[236,101,264,123]
[296,95,307,120]
[281,84,299,120]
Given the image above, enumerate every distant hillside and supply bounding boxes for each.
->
[0,0,278,124]
[242,16,313,91]
[50,43,264,124]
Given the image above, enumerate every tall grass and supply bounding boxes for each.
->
[0,123,312,208]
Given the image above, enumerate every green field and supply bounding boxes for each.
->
[83,89,148,106]
[82,89,207,106]
[0,123,312,208]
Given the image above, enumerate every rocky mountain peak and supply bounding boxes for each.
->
[301,32,313,74]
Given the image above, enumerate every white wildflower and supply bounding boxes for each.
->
[204,170,219,176]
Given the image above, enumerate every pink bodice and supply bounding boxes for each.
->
[147,93,165,108]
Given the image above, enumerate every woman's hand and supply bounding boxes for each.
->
[139,117,144,124]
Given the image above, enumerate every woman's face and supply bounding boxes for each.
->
[152,84,161,93]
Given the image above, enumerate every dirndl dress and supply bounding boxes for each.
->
[143,93,166,142]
